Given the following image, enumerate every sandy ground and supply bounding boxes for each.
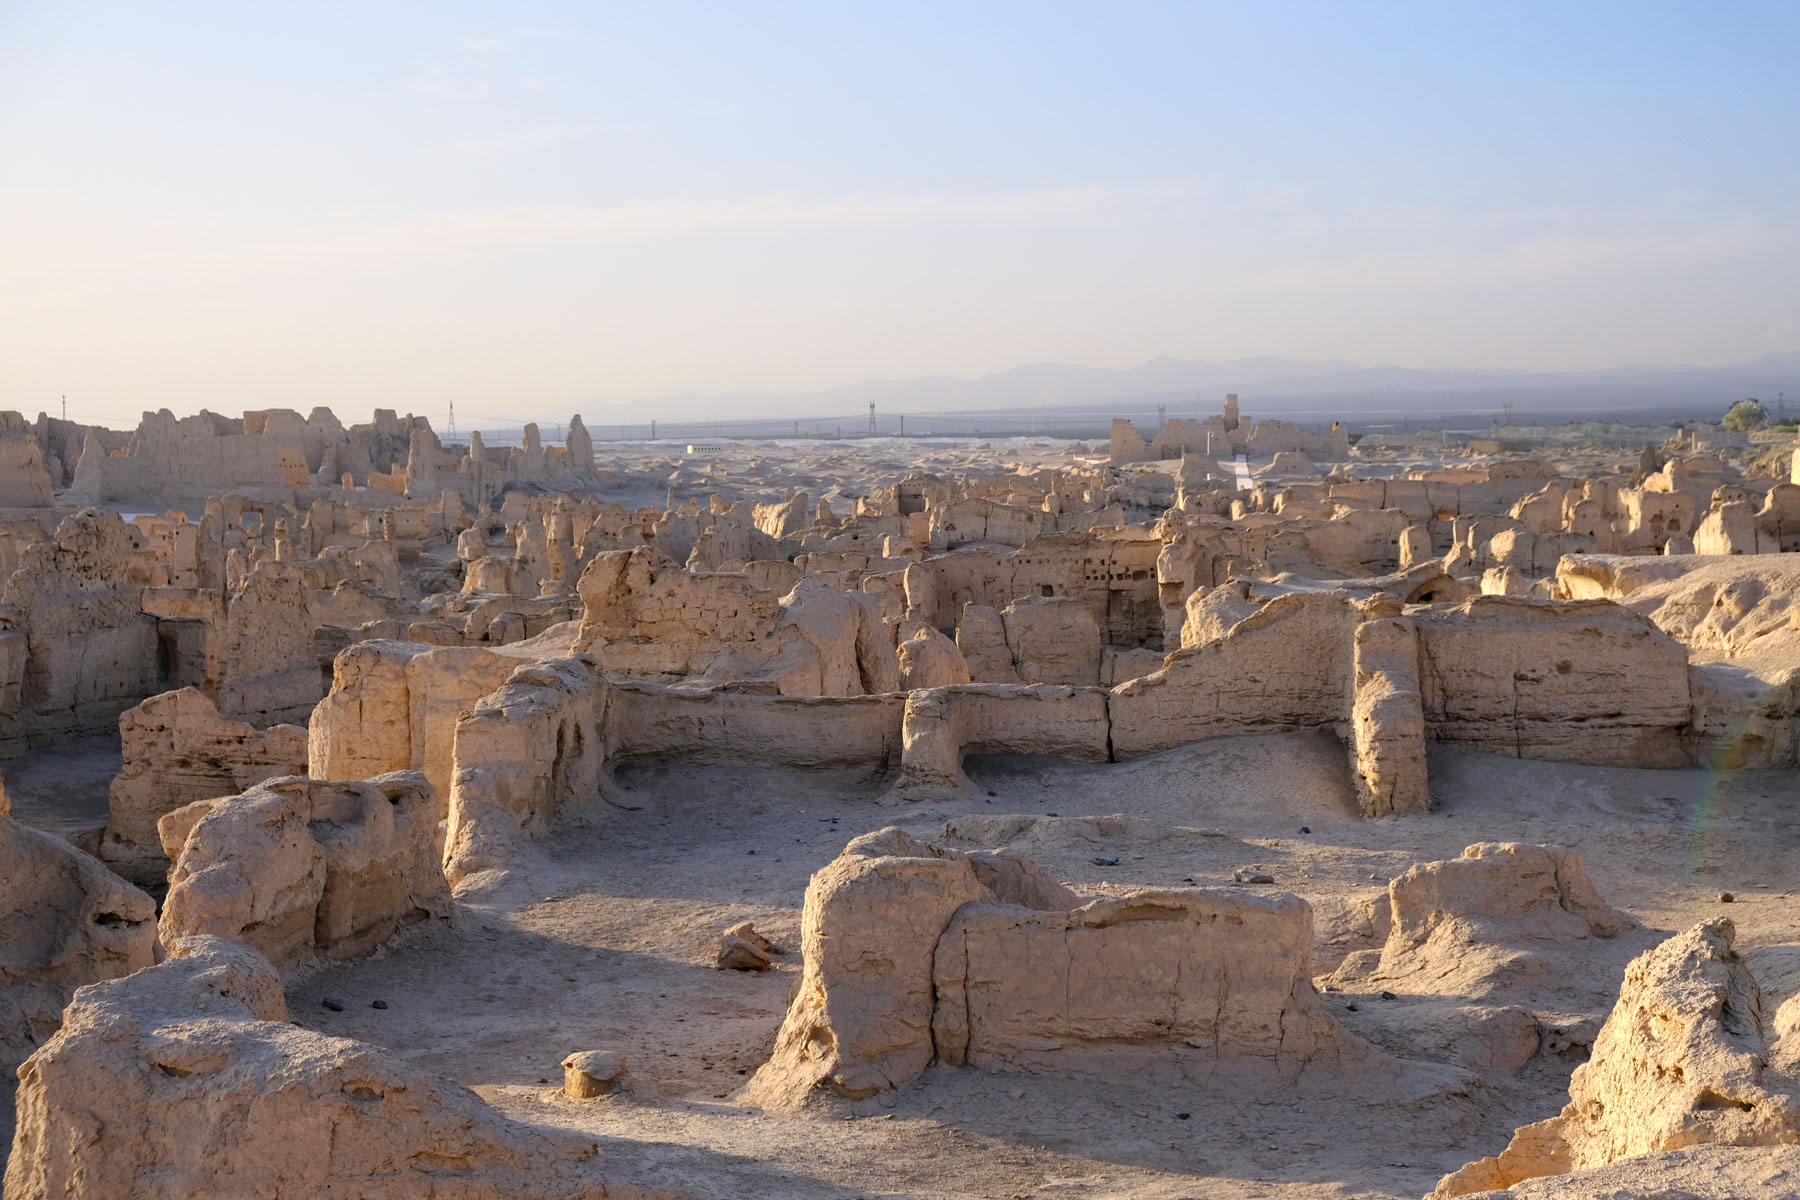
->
[2,735,119,842]
[257,733,1800,1200]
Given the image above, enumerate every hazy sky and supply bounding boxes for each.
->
[3,2,1797,427]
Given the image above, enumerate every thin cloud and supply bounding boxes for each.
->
[0,184,1199,279]
[224,184,1202,268]
[1251,218,1797,294]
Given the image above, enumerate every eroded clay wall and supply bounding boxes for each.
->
[1413,596,1691,766]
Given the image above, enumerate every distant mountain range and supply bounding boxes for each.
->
[490,351,1800,441]
[566,351,1800,424]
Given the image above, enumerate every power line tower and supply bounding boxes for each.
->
[1156,403,1167,433]
[447,399,456,438]
[868,400,877,436]
[61,395,66,422]
[1500,401,1514,429]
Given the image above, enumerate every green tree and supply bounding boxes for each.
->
[1722,398,1769,432]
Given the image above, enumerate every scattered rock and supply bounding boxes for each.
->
[727,921,776,953]
[561,1050,627,1098]
[716,933,774,971]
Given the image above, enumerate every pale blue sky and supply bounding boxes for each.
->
[2,2,1796,425]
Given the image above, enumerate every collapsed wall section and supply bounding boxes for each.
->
[103,687,308,884]
[4,936,638,1200]
[745,828,1395,1113]
[1108,590,1360,758]
[1435,920,1800,1196]
[1,812,157,1073]
[892,684,1109,799]
[158,771,449,976]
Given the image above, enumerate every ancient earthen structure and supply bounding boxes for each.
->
[1,402,1796,1197]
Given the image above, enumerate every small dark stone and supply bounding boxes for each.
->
[1175,1112,1191,1120]
[321,998,345,1012]
[1345,1003,1359,1012]
[1380,991,1396,1001]
[746,849,755,855]
[538,1077,549,1084]
[1299,826,1311,834]
[1046,812,1058,817]
[1092,856,1120,867]
[1720,892,1735,903]
[371,999,388,1010]
[987,790,997,797]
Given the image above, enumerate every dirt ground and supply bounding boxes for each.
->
[258,732,1800,1199]
[2,735,119,842]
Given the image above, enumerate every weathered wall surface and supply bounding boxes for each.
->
[159,772,449,976]
[893,684,1109,799]
[925,534,1164,649]
[0,434,56,507]
[308,640,521,798]
[603,679,905,772]
[103,687,308,884]
[0,510,163,753]
[445,657,609,884]
[1413,596,1691,766]
[933,889,1358,1085]
[745,828,985,1109]
[574,546,781,676]
[748,828,1402,1112]
[1435,920,1800,1196]
[216,563,388,726]
[1110,591,1360,758]
[574,546,897,695]
[1350,609,1429,816]
[66,409,314,503]
[1,813,158,1074]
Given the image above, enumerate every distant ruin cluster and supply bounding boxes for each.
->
[2,395,1798,1199]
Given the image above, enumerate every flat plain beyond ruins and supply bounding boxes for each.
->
[1,398,1798,1199]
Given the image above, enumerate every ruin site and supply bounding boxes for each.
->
[2,397,1799,1200]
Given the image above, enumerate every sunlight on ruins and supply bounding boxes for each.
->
[4,6,1799,1197]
